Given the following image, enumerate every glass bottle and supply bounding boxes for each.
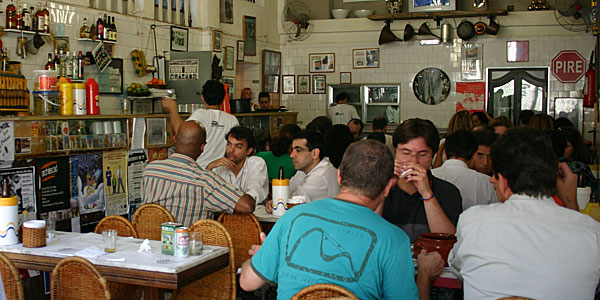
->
[41,2,49,33]
[31,6,37,32]
[58,49,65,78]
[96,13,104,40]
[15,4,23,30]
[22,4,30,31]
[65,51,73,78]
[103,14,109,40]
[1,49,10,72]
[6,0,16,29]
[111,16,117,41]
[77,51,85,79]
[80,17,89,38]
[36,2,44,32]
[72,52,79,80]
[44,52,54,70]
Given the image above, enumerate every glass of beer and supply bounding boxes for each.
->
[102,229,117,253]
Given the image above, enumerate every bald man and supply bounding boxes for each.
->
[141,121,255,227]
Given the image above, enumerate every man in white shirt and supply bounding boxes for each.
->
[471,127,496,176]
[432,130,497,210]
[162,80,239,169]
[207,126,269,206]
[449,127,600,300]
[329,92,359,125]
[266,130,339,212]
[371,117,393,152]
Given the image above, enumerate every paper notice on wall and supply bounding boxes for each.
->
[103,150,128,216]
[127,149,147,208]
[455,82,486,112]
[169,59,199,80]
[0,121,15,167]
[0,167,36,214]
[131,118,146,150]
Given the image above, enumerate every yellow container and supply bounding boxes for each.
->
[58,77,73,115]
[582,202,600,222]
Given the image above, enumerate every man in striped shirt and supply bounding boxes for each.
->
[141,121,255,227]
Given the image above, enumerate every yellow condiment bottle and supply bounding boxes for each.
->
[58,77,73,115]
[582,193,600,222]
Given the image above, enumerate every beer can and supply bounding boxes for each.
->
[161,222,182,255]
[174,227,190,257]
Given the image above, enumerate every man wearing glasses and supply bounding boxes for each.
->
[377,118,462,242]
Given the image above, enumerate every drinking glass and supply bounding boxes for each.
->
[103,229,117,253]
[190,232,203,256]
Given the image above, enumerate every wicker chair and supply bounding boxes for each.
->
[93,215,141,300]
[0,253,25,300]
[131,203,175,240]
[217,212,262,270]
[170,219,236,300]
[291,284,359,300]
[50,256,111,300]
[94,215,138,238]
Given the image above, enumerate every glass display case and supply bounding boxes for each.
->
[327,84,400,124]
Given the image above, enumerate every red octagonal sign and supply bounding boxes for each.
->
[552,50,586,83]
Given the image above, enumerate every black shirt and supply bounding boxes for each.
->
[382,172,463,242]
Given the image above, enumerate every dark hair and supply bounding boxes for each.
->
[339,139,394,200]
[473,126,497,147]
[292,129,327,160]
[271,124,301,157]
[529,114,555,131]
[348,118,364,133]
[306,116,332,136]
[445,130,477,160]
[472,111,489,125]
[448,110,473,134]
[545,129,567,159]
[226,126,256,151]
[489,116,513,129]
[324,125,355,168]
[560,126,590,163]
[393,118,440,154]
[554,117,575,129]
[201,80,226,106]
[335,92,349,103]
[258,91,270,99]
[367,132,386,144]
[491,127,557,198]
[372,117,388,131]
[519,110,535,125]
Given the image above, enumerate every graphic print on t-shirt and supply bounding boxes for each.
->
[285,213,376,282]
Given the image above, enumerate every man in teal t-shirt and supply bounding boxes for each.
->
[240,140,445,299]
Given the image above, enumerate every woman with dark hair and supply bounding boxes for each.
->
[324,124,355,168]
[471,111,491,127]
[256,124,301,180]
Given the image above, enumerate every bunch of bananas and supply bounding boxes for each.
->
[131,50,148,77]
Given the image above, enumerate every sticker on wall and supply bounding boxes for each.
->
[455,82,485,112]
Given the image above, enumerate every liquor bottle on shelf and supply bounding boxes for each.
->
[31,6,38,32]
[77,51,85,79]
[22,4,31,31]
[96,13,104,40]
[65,51,73,78]
[103,14,109,40]
[58,49,65,78]
[41,1,49,33]
[36,2,44,32]
[80,17,89,38]
[72,51,79,80]
[6,0,16,29]
[52,49,60,70]
[45,52,55,70]
[111,16,117,42]
[16,4,23,30]
[1,49,10,72]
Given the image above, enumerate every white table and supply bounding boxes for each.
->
[0,231,229,300]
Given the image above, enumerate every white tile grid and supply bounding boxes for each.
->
[281,35,593,127]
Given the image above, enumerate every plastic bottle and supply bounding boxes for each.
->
[0,178,19,246]
[271,166,289,216]
[86,78,99,115]
[58,77,72,115]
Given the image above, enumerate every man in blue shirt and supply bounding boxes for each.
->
[240,139,444,299]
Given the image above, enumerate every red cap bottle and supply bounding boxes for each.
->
[85,78,99,115]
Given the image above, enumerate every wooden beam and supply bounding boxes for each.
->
[367,10,508,21]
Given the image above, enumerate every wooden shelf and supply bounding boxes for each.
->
[367,10,508,21]
[77,38,116,44]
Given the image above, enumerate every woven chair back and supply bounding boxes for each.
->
[217,213,262,270]
[131,203,175,240]
[0,253,25,300]
[94,215,138,238]
[171,219,236,300]
[291,283,359,300]
[50,256,111,300]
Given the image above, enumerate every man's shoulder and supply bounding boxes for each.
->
[431,174,461,194]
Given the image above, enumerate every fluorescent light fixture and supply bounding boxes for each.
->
[420,39,440,45]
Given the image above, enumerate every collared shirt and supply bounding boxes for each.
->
[141,153,244,227]
[449,194,600,300]
[289,157,339,203]
[212,156,269,205]
[187,108,239,169]
[329,103,360,125]
[432,159,498,210]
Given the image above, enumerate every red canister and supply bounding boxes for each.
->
[86,78,99,115]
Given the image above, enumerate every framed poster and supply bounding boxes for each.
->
[222,76,235,98]
[237,40,245,61]
[297,75,310,94]
[283,75,295,94]
[213,30,223,52]
[263,50,281,93]
[220,0,233,24]
[312,75,326,94]
[170,26,188,52]
[309,53,335,73]
[353,48,379,69]
[340,72,352,84]
[461,43,483,80]
[224,46,234,70]
[243,16,256,56]
[554,97,583,131]
[409,0,456,12]
[507,41,529,62]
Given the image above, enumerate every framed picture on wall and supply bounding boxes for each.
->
[340,72,352,84]
[554,97,583,131]
[170,26,188,52]
[461,43,483,80]
[353,48,379,69]
[220,0,234,24]
[283,75,295,94]
[225,46,234,70]
[263,50,281,93]
[212,30,223,52]
[243,16,256,56]
[313,75,326,94]
[309,53,335,73]
[237,40,245,61]
[507,41,529,62]
[297,75,310,94]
